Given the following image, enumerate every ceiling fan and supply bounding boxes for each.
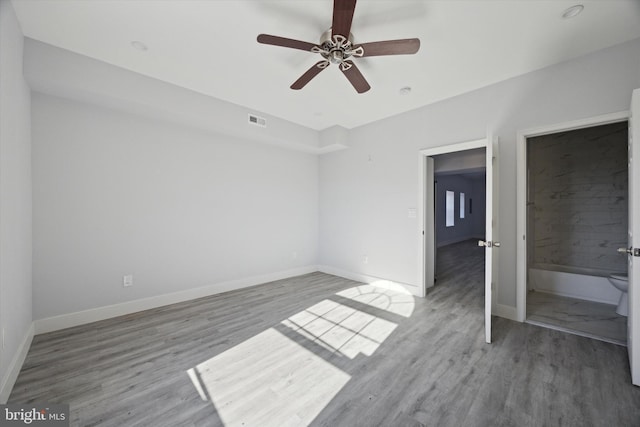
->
[257,0,420,93]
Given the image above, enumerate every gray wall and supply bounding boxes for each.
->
[528,121,628,274]
[0,0,32,402]
[32,93,319,320]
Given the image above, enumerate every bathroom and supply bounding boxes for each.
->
[525,121,629,345]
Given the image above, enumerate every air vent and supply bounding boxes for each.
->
[248,113,267,128]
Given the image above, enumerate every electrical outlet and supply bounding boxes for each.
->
[123,274,134,287]
[292,251,298,260]
[363,255,368,264]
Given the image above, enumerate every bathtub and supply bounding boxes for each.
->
[528,265,622,305]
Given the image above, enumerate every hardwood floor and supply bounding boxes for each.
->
[9,240,640,426]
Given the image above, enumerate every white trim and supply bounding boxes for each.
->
[516,111,630,322]
[495,303,517,321]
[419,138,487,157]
[0,324,34,404]
[34,266,318,334]
[418,155,428,297]
[516,128,527,322]
[418,137,488,297]
[317,265,420,297]
[518,111,630,139]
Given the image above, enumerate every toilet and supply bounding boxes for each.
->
[608,273,629,316]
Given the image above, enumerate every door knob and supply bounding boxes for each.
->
[479,240,500,248]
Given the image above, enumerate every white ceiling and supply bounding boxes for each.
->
[11,0,640,131]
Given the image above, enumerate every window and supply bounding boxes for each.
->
[460,193,465,219]
[446,191,455,227]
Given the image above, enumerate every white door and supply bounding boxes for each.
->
[480,136,498,344]
[628,89,640,386]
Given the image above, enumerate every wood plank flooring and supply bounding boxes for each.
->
[9,240,640,426]
[527,290,627,345]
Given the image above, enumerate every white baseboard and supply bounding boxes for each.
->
[495,303,517,321]
[317,265,420,296]
[34,265,318,335]
[0,323,34,404]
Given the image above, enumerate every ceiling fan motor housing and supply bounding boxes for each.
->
[318,29,362,64]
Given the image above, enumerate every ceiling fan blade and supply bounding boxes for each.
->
[352,38,421,57]
[291,60,330,90]
[257,34,320,52]
[332,0,357,38]
[339,60,370,93]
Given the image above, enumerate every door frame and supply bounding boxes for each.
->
[515,111,630,322]
[418,137,492,294]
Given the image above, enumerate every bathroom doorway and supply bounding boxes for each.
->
[523,120,629,345]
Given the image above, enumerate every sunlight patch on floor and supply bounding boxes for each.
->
[338,282,415,317]
[189,327,350,426]
[282,298,396,359]
[187,284,415,426]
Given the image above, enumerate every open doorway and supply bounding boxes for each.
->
[517,104,640,386]
[419,137,498,343]
[433,156,486,285]
[523,121,629,345]
[432,164,487,312]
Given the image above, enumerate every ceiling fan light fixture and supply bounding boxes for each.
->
[562,5,584,19]
[330,49,344,64]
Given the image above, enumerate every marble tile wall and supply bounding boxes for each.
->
[528,121,628,274]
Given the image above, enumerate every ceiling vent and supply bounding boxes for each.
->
[248,113,267,128]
